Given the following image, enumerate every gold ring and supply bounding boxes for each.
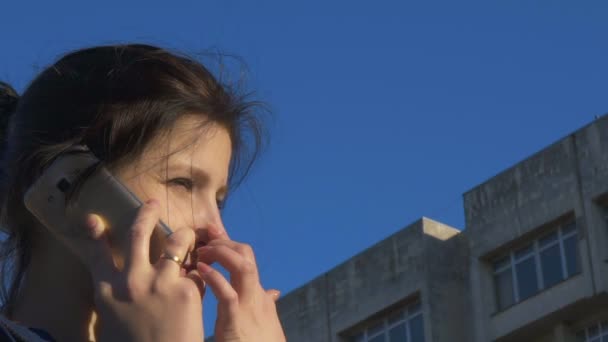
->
[160,253,183,266]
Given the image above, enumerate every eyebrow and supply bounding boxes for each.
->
[166,162,229,196]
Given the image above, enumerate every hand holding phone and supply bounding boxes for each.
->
[23,146,173,268]
[23,146,207,342]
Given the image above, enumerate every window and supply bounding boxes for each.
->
[576,321,608,342]
[492,220,580,310]
[350,301,425,342]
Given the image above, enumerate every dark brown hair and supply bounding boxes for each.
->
[0,44,267,315]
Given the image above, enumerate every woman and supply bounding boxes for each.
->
[0,44,285,341]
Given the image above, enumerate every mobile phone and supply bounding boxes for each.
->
[23,145,173,267]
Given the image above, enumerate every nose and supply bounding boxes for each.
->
[192,200,226,244]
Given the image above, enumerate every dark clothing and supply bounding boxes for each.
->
[0,316,56,342]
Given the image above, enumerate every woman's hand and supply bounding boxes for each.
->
[196,228,286,342]
[78,199,206,342]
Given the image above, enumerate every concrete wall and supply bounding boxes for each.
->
[422,221,471,342]
[327,220,427,342]
[274,218,469,342]
[464,116,608,341]
[463,134,582,256]
[275,274,331,342]
[573,115,608,295]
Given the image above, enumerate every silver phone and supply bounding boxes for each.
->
[24,146,173,267]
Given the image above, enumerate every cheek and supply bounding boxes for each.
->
[122,186,188,261]
[162,191,198,227]
[128,179,193,227]
[148,196,197,262]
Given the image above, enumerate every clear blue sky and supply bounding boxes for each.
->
[2,0,607,337]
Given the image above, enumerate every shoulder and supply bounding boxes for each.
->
[0,315,56,342]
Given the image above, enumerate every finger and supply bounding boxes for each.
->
[157,227,195,278]
[205,239,256,264]
[186,269,207,298]
[124,199,161,272]
[197,262,239,313]
[81,213,117,282]
[207,224,230,241]
[266,289,281,302]
[196,245,259,297]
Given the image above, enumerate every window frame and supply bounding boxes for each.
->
[576,321,608,341]
[491,220,580,311]
[350,301,425,342]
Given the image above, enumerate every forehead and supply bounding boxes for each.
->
[136,116,232,176]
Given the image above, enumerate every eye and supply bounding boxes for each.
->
[167,177,194,191]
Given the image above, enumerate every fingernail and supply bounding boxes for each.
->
[197,262,213,275]
[273,290,281,299]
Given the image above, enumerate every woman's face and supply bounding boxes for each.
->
[115,115,232,262]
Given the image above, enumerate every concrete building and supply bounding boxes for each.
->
[276,218,471,342]
[465,114,608,342]
[206,115,608,342]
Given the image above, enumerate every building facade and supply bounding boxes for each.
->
[272,115,608,342]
